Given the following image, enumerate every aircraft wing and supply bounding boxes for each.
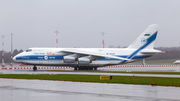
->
[60,49,130,61]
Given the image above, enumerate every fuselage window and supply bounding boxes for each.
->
[26,49,32,52]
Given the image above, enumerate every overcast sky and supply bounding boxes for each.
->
[1,0,180,51]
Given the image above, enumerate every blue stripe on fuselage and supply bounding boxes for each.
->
[16,55,64,60]
[16,55,151,61]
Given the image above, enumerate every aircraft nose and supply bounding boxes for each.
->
[13,56,16,61]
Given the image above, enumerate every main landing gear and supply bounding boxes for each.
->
[33,66,37,71]
[74,67,97,71]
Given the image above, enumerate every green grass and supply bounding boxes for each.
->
[0,74,180,87]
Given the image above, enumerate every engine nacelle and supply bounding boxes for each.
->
[78,58,91,64]
[63,56,76,63]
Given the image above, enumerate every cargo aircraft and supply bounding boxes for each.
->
[13,24,161,70]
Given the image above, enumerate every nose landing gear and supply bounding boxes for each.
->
[33,66,37,71]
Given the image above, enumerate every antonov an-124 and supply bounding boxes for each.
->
[13,24,161,70]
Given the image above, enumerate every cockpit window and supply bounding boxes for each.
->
[26,49,32,52]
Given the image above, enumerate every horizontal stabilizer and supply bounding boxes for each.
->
[140,49,162,54]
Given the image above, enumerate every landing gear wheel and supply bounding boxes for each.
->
[94,67,97,70]
[74,67,77,70]
[85,67,88,70]
[33,66,37,71]
[88,67,93,70]
[90,67,93,70]
[78,67,82,70]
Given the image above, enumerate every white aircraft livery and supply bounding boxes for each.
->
[13,24,161,70]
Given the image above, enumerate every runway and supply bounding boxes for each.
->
[1,65,180,72]
[1,65,180,101]
[1,65,180,78]
[99,66,180,72]
[0,78,180,101]
[1,69,180,78]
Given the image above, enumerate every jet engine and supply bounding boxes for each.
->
[78,57,91,64]
[63,56,76,63]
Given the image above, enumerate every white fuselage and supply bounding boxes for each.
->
[13,24,161,69]
[13,47,153,67]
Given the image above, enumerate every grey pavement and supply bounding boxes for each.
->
[0,78,180,101]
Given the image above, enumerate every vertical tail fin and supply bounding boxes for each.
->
[128,24,159,49]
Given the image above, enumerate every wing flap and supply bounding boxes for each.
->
[61,49,130,61]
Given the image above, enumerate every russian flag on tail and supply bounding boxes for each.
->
[144,34,150,36]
